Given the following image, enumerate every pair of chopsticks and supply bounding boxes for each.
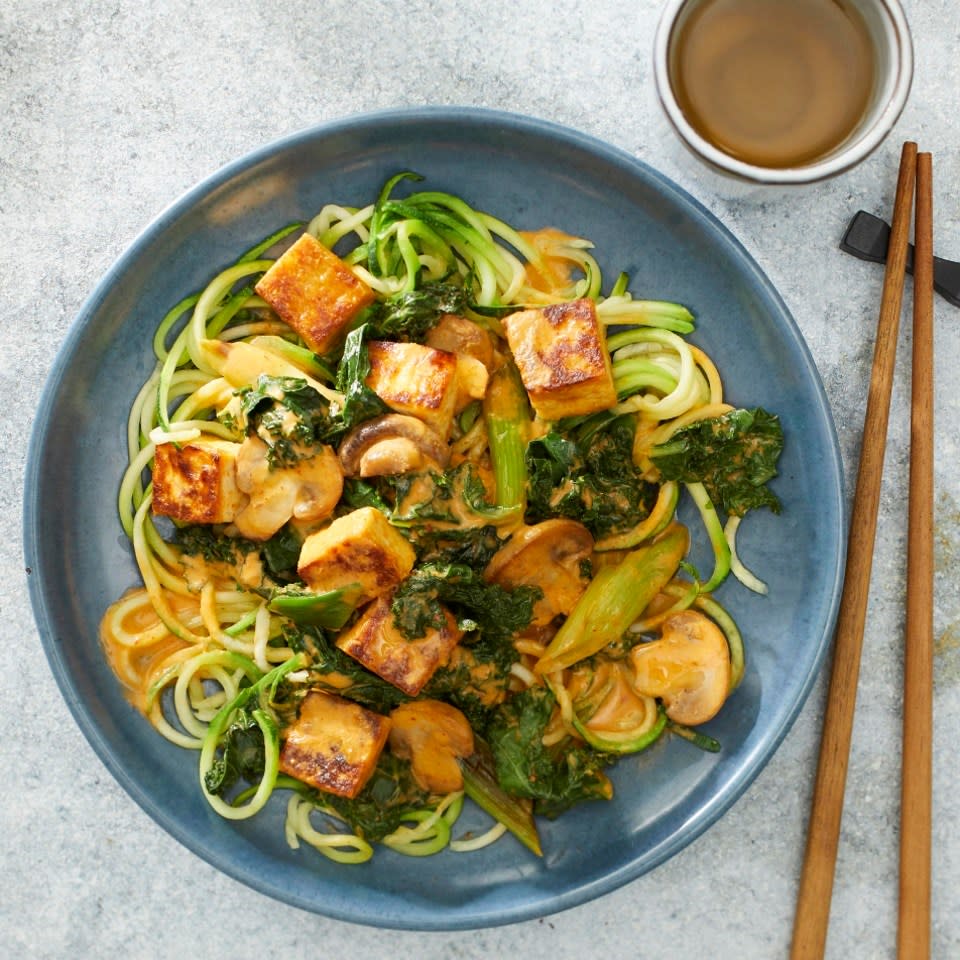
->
[790,141,935,959]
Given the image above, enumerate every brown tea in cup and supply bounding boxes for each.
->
[668,0,876,169]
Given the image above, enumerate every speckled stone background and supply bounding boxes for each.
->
[3,1,958,957]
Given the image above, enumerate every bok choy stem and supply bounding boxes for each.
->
[483,361,530,512]
[534,524,689,674]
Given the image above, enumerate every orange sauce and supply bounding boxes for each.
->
[100,589,195,711]
[520,228,583,295]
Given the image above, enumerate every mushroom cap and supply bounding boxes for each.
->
[337,413,449,477]
[629,609,731,726]
[425,314,496,371]
[388,699,474,794]
[234,436,342,540]
[484,519,593,626]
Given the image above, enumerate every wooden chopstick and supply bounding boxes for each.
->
[790,140,918,960]
[897,150,934,960]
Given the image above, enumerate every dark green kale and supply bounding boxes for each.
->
[525,415,657,538]
[203,706,266,796]
[175,522,299,585]
[320,753,430,842]
[239,374,335,467]
[649,407,784,517]
[260,523,303,578]
[389,561,540,643]
[381,469,459,525]
[175,524,254,564]
[334,324,390,431]
[362,282,468,342]
[340,478,391,514]
[486,686,614,818]
[383,462,512,529]
[413,523,505,568]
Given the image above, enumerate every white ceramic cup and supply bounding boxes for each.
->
[653,0,914,186]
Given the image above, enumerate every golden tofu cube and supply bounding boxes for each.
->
[152,439,246,524]
[254,233,376,355]
[297,506,415,603]
[502,298,617,420]
[337,594,463,697]
[279,690,390,799]
[365,340,459,438]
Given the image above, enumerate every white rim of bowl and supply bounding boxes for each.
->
[653,0,914,185]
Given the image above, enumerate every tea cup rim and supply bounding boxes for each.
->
[653,0,914,185]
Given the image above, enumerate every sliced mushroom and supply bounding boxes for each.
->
[426,315,494,410]
[388,699,475,794]
[426,314,496,371]
[484,519,593,626]
[629,609,731,726]
[338,413,449,478]
[233,436,343,540]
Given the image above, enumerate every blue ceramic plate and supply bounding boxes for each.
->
[24,108,845,930]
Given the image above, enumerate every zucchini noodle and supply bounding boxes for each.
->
[100,173,782,866]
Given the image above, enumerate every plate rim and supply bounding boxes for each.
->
[23,105,847,929]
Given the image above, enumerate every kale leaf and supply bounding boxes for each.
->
[175,522,299,583]
[239,374,335,468]
[649,407,784,517]
[525,415,657,538]
[363,282,468,342]
[383,462,514,530]
[203,706,266,796]
[320,753,430,842]
[260,523,303,578]
[175,524,255,565]
[334,324,390,432]
[413,523,505,568]
[340,477,392,514]
[390,561,540,644]
[486,687,614,818]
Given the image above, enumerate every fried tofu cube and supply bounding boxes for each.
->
[297,506,416,603]
[502,298,617,420]
[152,439,246,524]
[337,594,463,697]
[365,340,459,438]
[254,233,376,355]
[279,690,390,799]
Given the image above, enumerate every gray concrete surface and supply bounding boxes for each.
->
[2,1,958,957]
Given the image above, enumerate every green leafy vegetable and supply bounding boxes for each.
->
[526,416,657,538]
[260,523,303,578]
[486,687,614,818]
[321,754,430,843]
[390,561,540,645]
[334,324,390,432]
[175,522,300,584]
[413,523,505,568]
[239,374,334,468]
[203,706,266,796]
[363,282,469,342]
[649,408,784,517]
[175,525,254,565]
[383,462,516,529]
